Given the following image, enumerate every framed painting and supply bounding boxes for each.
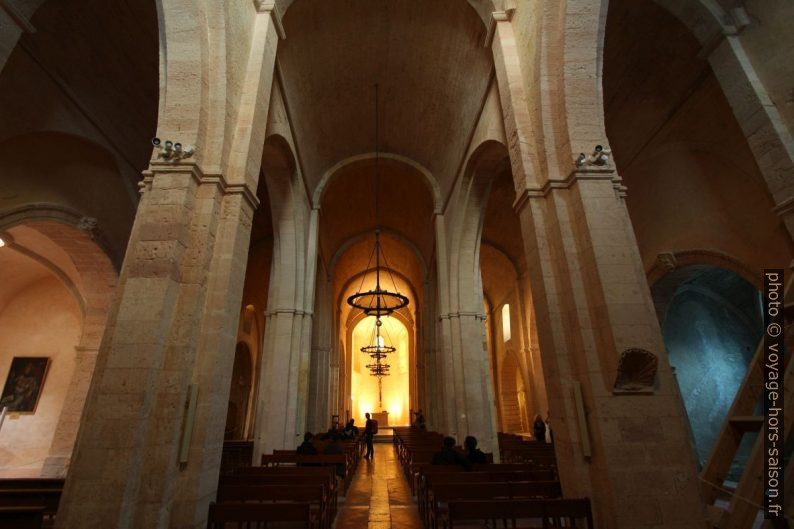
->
[0,357,50,413]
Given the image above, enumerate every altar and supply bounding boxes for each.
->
[371,411,389,426]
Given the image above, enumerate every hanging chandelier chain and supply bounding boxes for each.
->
[345,83,409,318]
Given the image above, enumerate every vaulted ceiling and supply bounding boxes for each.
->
[278,0,494,201]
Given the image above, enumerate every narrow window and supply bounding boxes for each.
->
[502,304,511,342]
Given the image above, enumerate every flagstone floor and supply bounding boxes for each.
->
[333,443,422,529]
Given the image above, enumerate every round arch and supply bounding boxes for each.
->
[313,152,442,213]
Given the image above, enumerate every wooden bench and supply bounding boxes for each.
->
[207,501,318,529]
[216,484,328,529]
[0,506,46,529]
[441,498,593,529]
[260,453,353,493]
[426,481,561,529]
[0,479,64,526]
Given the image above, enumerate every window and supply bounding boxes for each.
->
[502,304,511,342]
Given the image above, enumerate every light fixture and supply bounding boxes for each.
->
[345,84,409,317]
[0,237,4,248]
[360,317,396,359]
[360,315,395,410]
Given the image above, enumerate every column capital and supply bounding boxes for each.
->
[253,0,286,39]
[484,8,515,48]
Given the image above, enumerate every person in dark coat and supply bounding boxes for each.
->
[342,419,359,439]
[464,435,487,465]
[415,409,426,430]
[533,414,547,443]
[431,436,471,470]
[297,432,318,454]
[364,413,375,459]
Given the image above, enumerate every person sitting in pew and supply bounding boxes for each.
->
[464,435,488,465]
[342,419,359,439]
[297,432,318,455]
[431,436,471,470]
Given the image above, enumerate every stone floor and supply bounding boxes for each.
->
[334,443,422,529]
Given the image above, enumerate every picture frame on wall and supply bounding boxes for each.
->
[0,356,50,413]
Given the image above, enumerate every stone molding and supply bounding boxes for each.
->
[439,311,487,322]
[512,167,626,214]
[265,308,313,318]
[773,195,794,221]
[140,162,260,210]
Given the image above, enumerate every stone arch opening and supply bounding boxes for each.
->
[320,153,433,432]
[0,218,116,477]
[604,0,793,277]
[651,264,762,478]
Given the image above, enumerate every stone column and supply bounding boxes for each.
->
[55,3,282,526]
[252,191,316,456]
[55,165,258,529]
[707,35,794,240]
[432,214,454,434]
[490,6,706,527]
[438,174,500,456]
[514,171,706,528]
[308,273,332,432]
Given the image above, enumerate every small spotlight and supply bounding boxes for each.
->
[0,237,5,248]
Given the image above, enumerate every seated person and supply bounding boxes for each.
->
[342,419,359,439]
[415,409,426,430]
[464,435,488,465]
[431,436,471,470]
[297,432,318,454]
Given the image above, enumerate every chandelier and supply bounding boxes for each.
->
[363,316,393,410]
[361,315,394,410]
[346,84,409,318]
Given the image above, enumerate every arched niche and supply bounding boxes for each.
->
[0,218,116,477]
[651,265,762,478]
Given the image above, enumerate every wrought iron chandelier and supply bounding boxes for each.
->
[345,84,409,318]
[363,317,392,409]
[360,317,396,359]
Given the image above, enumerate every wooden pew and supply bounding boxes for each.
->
[259,453,353,493]
[207,501,318,529]
[0,479,64,526]
[426,481,562,529]
[216,484,328,529]
[416,468,558,523]
[221,473,337,525]
[441,498,593,529]
[235,465,339,505]
[0,506,46,529]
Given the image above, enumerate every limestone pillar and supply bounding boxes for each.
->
[490,6,706,527]
[308,273,332,432]
[515,172,707,528]
[437,175,500,456]
[54,165,258,529]
[55,3,282,526]
[707,35,794,240]
[252,193,317,456]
